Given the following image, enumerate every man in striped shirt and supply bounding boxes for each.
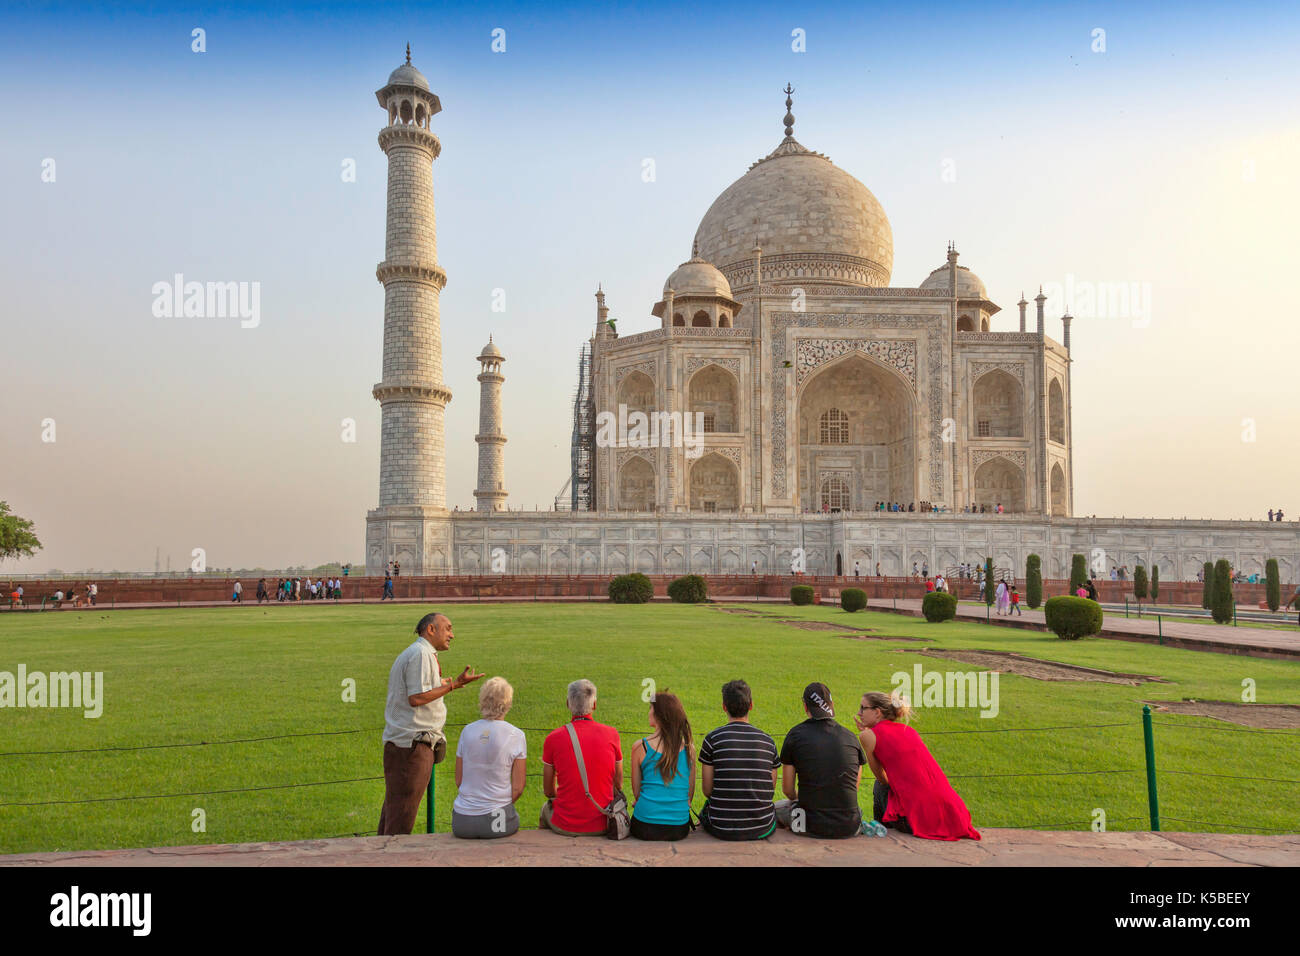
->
[698,679,781,840]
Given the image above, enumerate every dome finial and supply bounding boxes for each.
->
[692,238,700,259]
[405,43,411,65]
[783,83,795,138]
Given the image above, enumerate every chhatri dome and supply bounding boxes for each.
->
[386,44,429,91]
[919,263,988,299]
[693,85,893,290]
[662,242,734,299]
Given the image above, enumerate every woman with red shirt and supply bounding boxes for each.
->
[855,691,980,841]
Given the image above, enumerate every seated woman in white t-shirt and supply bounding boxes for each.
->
[452,677,527,839]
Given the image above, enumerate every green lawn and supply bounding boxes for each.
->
[1,601,1297,854]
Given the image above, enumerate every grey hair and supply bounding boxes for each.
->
[567,679,597,717]
[479,677,514,720]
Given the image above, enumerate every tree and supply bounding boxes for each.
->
[1026,554,1043,610]
[1211,559,1234,624]
[1069,554,1089,593]
[1150,564,1160,603]
[984,557,995,607]
[1265,558,1281,612]
[1202,562,1214,610]
[0,501,42,562]
[1133,565,1149,606]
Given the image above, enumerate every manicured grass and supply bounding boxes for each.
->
[1,601,1297,853]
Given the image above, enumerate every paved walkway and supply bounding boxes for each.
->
[869,599,1300,659]
[4,828,1296,868]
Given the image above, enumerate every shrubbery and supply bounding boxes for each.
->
[984,557,995,607]
[1069,554,1089,593]
[790,585,815,606]
[840,588,866,612]
[1025,554,1043,610]
[608,573,654,604]
[666,574,707,603]
[922,591,957,623]
[1202,562,1214,610]
[1151,565,1160,603]
[1133,565,1149,604]
[1265,558,1281,612]
[1211,558,1234,624]
[1043,595,1103,640]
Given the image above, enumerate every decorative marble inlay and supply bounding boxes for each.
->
[970,361,1026,386]
[617,448,656,470]
[685,356,742,379]
[972,449,1027,471]
[714,446,743,467]
[795,338,916,387]
[615,360,656,384]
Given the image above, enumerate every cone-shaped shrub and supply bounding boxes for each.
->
[1025,554,1043,609]
[1211,559,1234,624]
[1265,558,1281,612]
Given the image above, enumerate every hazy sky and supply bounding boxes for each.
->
[3,1,1299,572]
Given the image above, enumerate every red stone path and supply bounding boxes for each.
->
[870,599,1300,660]
[3,828,1296,867]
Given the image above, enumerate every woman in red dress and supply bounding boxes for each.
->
[855,691,980,841]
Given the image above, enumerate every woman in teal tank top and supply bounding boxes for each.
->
[630,691,695,840]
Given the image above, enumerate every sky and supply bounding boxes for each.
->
[2,1,1299,572]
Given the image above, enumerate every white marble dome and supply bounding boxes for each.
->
[919,264,988,299]
[693,137,893,288]
[386,63,429,91]
[479,337,502,358]
[663,255,732,299]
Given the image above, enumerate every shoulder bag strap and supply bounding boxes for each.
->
[565,723,609,817]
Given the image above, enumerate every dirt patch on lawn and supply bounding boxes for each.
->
[837,633,927,642]
[1143,700,1300,729]
[775,620,866,632]
[907,649,1168,685]
[712,607,765,616]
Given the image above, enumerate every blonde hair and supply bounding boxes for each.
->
[863,690,913,723]
[478,677,514,720]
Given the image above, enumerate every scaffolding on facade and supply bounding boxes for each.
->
[560,341,595,512]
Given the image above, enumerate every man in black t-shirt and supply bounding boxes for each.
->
[698,679,781,840]
[775,682,866,838]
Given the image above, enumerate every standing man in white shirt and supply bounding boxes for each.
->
[379,612,484,835]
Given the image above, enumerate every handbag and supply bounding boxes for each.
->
[565,723,630,840]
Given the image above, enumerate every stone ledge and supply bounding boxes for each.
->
[4,828,1296,868]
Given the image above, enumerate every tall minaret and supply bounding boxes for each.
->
[366,48,452,573]
[474,337,508,513]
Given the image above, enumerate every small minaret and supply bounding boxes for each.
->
[1061,311,1073,351]
[1018,292,1028,333]
[1034,286,1047,338]
[594,285,612,341]
[473,336,508,513]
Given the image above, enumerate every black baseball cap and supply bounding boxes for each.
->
[803,682,835,720]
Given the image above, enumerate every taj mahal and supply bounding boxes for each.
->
[363,52,1298,581]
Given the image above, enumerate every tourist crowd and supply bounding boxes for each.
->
[378,612,981,845]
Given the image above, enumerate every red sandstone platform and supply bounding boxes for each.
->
[3,829,1296,867]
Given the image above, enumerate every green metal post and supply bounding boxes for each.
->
[1141,705,1160,831]
[1157,615,1163,645]
[1125,599,1129,619]
[426,763,436,834]
[1233,602,1237,627]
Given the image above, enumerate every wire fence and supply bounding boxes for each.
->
[1,708,1295,840]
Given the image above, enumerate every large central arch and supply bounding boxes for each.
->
[795,352,916,511]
